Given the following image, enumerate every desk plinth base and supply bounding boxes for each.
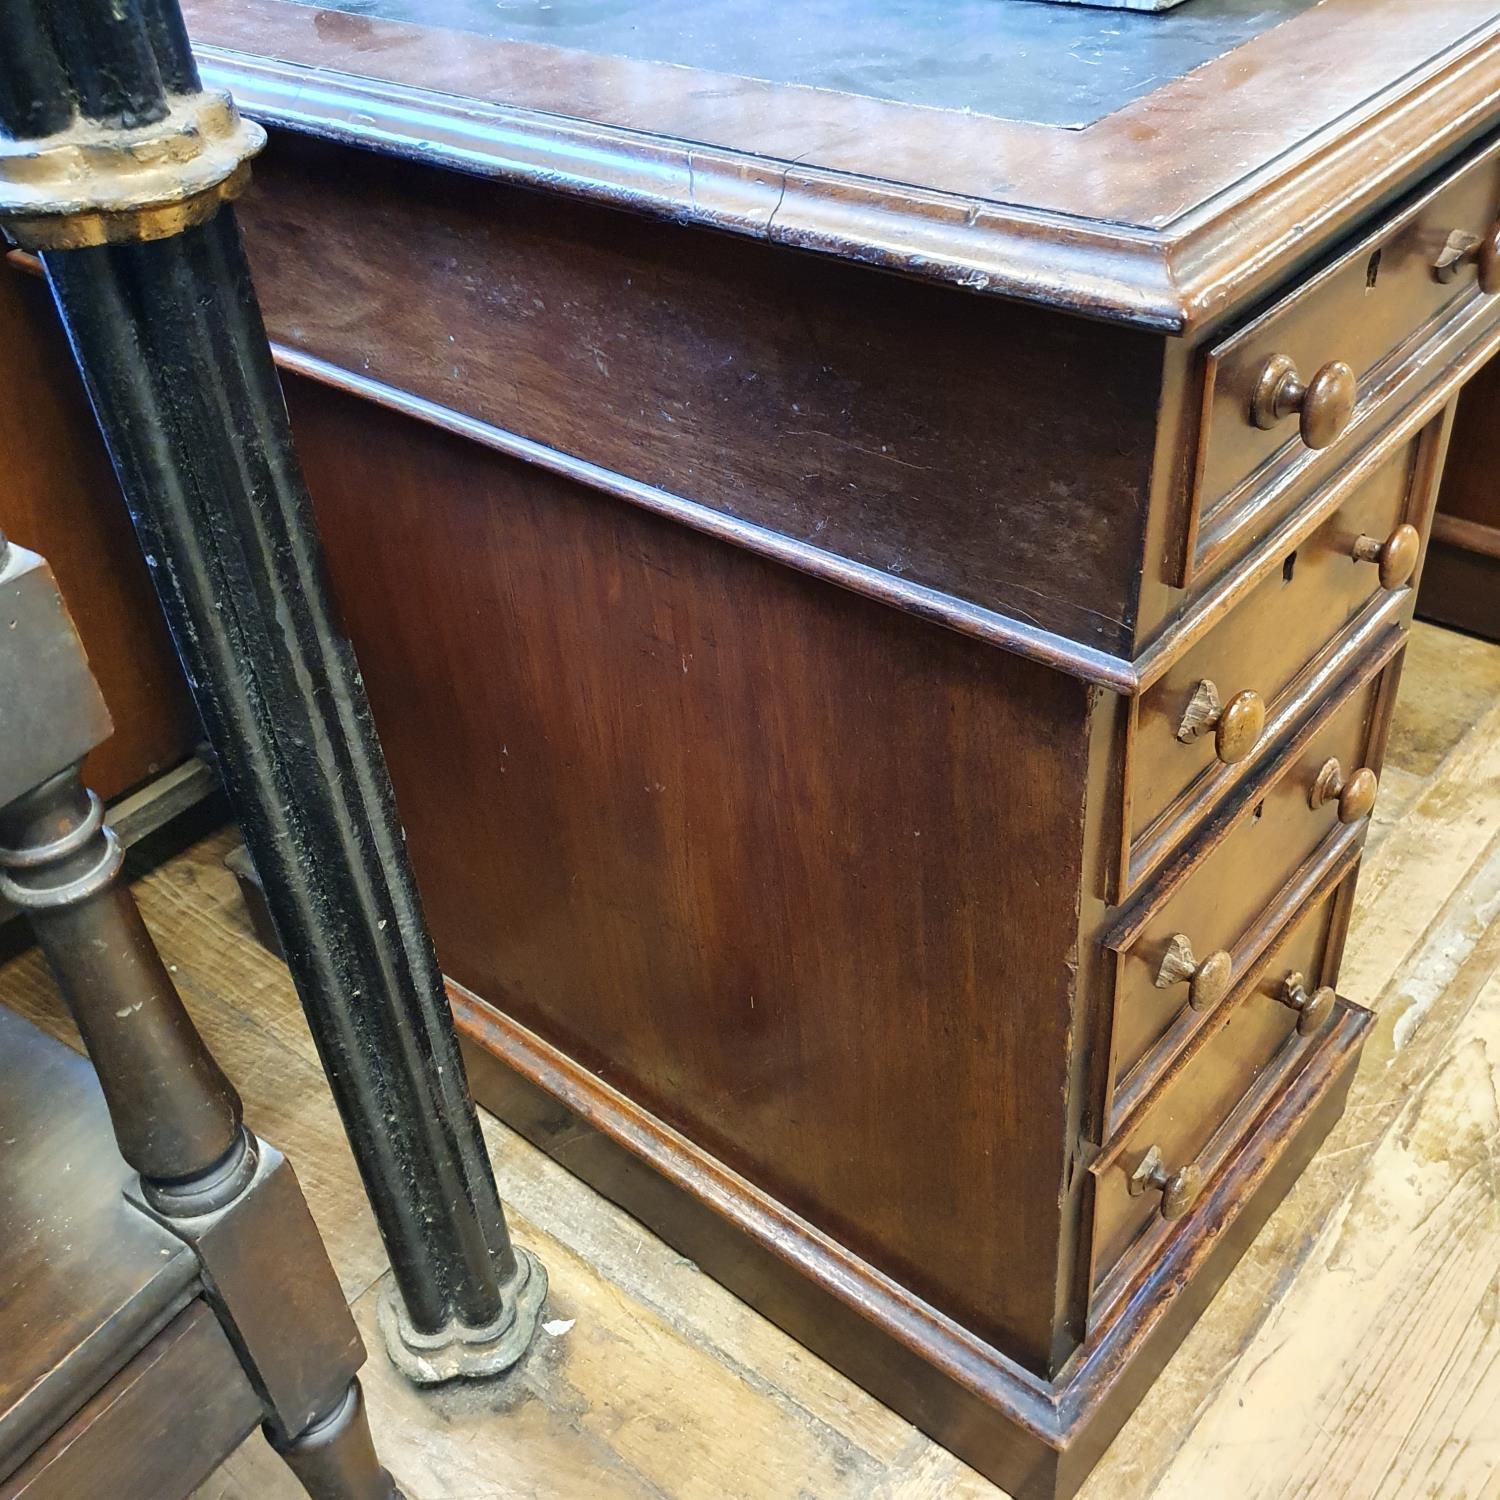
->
[455,990,1370,1500]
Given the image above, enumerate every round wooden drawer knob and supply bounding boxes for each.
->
[1251,354,1357,450]
[1129,1145,1204,1222]
[1310,757,1378,824]
[1215,689,1266,763]
[1155,933,1233,1012]
[1278,971,1337,1036]
[1351,523,1420,590]
[1177,681,1266,765]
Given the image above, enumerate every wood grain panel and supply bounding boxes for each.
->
[2,1305,261,1500]
[286,372,1096,1374]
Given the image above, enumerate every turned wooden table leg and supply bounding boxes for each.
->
[273,1381,404,1500]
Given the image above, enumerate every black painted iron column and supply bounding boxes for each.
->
[0,0,545,1380]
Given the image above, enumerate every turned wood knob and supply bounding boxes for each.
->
[1250,354,1357,449]
[1431,223,1500,294]
[1309,757,1378,824]
[1177,680,1265,765]
[1351,523,1420,590]
[1278,970,1337,1037]
[1154,933,1233,1012]
[1128,1145,1203,1222]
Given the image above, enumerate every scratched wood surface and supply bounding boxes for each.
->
[1,619,1496,1500]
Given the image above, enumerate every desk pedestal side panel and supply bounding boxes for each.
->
[283,363,1376,1499]
[287,374,1097,1381]
[1419,351,1500,642]
[0,271,199,801]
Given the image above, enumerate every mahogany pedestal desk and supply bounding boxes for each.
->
[174,3,1500,1493]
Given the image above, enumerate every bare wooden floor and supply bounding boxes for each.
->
[3,619,1498,1500]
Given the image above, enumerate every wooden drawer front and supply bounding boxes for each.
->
[1091,883,1352,1293]
[1105,643,1398,1121]
[1187,135,1500,586]
[1130,437,1419,880]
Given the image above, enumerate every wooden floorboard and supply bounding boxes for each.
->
[3,620,1496,1499]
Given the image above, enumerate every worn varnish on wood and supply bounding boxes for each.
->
[49,3,1500,1494]
[0,1003,264,1500]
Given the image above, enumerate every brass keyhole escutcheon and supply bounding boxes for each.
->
[1250,354,1357,449]
[1278,971,1337,1037]
[1155,934,1233,1013]
[1309,757,1378,824]
[1128,1145,1203,1222]
[1352,523,1420,590]
[1431,222,1500,294]
[1176,680,1266,765]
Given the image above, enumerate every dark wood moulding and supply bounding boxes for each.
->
[454,991,1370,1500]
[184,0,1500,334]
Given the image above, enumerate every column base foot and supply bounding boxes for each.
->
[377,1246,548,1384]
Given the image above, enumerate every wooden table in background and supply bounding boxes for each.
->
[0,270,198,803]
[1421,353,1500,641]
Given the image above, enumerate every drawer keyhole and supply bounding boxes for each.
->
[1128,1145,1203,1222]
[1155,933,1233,1013]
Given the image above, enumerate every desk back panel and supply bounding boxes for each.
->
[0,272,198,801]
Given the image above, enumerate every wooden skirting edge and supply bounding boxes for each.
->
[451,980,1370,1500]
[450,980,1063,1431]
[107,756,221,847]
